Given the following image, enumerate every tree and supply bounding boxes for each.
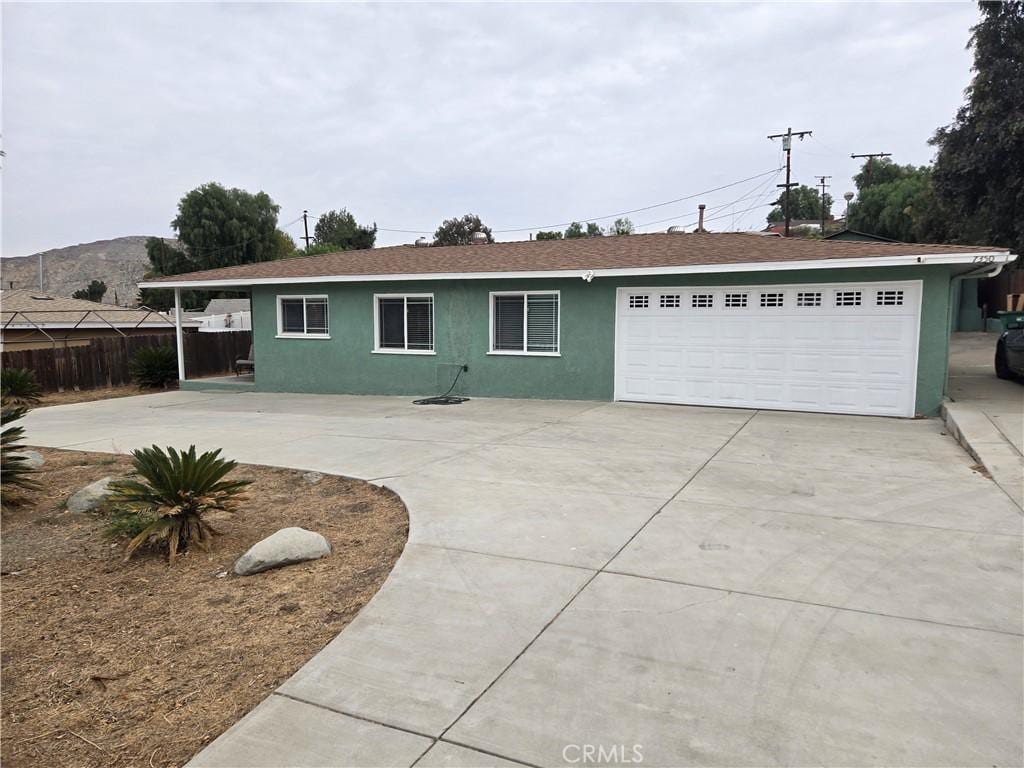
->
[564,222,604,239]
[140,182,284,309]
[433,214,493,246]
[274,230,298,259]
[313,208,377,251]
[609,217,635,236]
[72,279,107,303]
[535,230,563,241]
[930,1,1024,257]
[846,161,950,243]
[766,185,832,223]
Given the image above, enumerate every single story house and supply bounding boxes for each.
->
[139,232,1016,418]
[0,289,199,352]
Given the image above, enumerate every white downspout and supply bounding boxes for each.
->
[174,287,185,382]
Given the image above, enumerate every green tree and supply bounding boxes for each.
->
[535,230,563,241]
[609,217,635,236]
[313,208,377,251]
[274,230,298,259]
[930,0,1024,257]
[433,214,493,246]
[766,185,832,223]
[847,161,950,243]
[140,182,283,309]
[564,222,604,239]
[72,279,107,303]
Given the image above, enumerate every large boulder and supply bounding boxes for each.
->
[234,527,331,576]
[67,477,114,513]
[12,450,44,469]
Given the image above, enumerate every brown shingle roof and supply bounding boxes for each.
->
[141,232,1010,285]
[0,289,179,326]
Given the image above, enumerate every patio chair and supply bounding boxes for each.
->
[235,344,254,376]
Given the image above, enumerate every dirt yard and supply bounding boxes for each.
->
[1,447,409,768]
[37,385,164,407]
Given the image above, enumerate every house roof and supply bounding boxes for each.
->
[138,232,1014,289]
[823,228,899,243]
[202,298,251,314]
[0,289,190,327]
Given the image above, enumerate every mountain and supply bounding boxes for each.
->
[0,236,158,305]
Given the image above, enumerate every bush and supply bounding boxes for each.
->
[1,406,41,510]
[1,368,43,407]
[129,346,177,388]
[108,445,251,562]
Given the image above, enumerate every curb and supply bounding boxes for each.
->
[941,400,1024,512]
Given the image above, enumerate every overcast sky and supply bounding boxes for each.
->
[1,1,980,257]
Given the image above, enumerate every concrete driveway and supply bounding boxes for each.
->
[22,392,1023,767]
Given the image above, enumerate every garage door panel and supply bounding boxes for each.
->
[616,281,920,417]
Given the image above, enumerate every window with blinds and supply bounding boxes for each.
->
[375,295,434,352]
[491,292,559,354]
[277,296,329,337]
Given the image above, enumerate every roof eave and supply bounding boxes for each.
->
[137,251,1017,290]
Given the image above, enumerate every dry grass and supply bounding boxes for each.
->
[1,447,409,768]
[37,385,165,408]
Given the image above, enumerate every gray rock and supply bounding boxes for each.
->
[302,471,324,485]
[12,449,44,469]
[234,527,331,576]
[66,476,114,513]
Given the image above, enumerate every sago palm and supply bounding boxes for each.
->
[109,445,251,562]
[1,405,41,510]
[1,368,43,408]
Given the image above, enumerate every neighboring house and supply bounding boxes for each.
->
[139,232,1016,418]
[0,289,198,352]
[824,229,898,242]
[763,220,825,235]
[186,298,252,332]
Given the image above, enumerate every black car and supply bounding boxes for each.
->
[995,316,1024,380]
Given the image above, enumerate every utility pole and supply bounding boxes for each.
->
[850,152,892,187]
[302,210,312,249]
[768,127,813,236]
[816,175,832,234]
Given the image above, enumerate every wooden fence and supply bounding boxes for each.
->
[1,332,252,392]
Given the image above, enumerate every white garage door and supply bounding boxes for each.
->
[614,281,921,417]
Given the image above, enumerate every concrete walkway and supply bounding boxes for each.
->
[946,332,1024,509]
[22,392,1023,767]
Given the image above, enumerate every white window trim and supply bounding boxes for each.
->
[276,294,330,339]
[372,293,436,355]
[488,290,561,357]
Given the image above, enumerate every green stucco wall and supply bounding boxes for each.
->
[243,265,954,415]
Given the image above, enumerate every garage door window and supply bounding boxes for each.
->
[724,293,748,308]
[491,292,560,356]
[835,290,862,307]
[797,291,822,307]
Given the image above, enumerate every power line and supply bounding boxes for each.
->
[365,168,783,236]
[635,167,783,232]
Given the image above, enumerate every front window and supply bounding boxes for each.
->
[277,295,329,337]
[490,292,559,355]
[375,294,434,353]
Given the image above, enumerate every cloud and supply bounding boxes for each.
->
[1,1,978,255]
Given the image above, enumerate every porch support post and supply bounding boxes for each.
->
[174,288,186,381]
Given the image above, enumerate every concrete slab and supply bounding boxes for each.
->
[278,544,592,736]
[426,442,704,499]
[239,433,478,480]
[610,500,1023,633]
[714,431,980,480]
[21,391,1024,767]
[679,459,1024,535]
[390,474,664,569]
[949,332,1024,453]
[186,694,431,767]
[416,741,526,767]
[448,573,1023,768]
